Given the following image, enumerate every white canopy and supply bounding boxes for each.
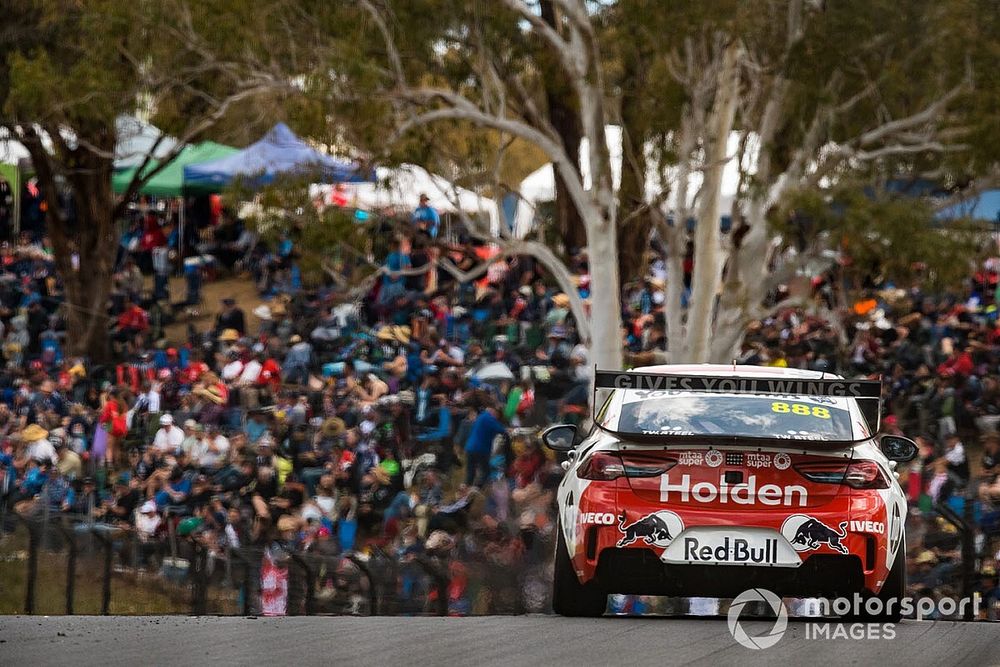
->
[512,126,752,236]
[316,163,500,234]
[0,116,178,170]
[114,116,177,169]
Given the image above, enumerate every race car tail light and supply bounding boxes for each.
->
[794,460,889,489]
[842,461,890,489]
[794,462,848,484]
[578,453,676,480]
[622,454,677,478]
[578,453,625,480]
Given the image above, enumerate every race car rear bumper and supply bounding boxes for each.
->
[594,548,867,598]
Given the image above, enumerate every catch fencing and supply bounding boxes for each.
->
[0,510,541,616]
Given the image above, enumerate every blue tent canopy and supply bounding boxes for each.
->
[182,123,373,193]
[935,189,1000,223]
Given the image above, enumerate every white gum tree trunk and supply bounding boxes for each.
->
[681,40,742,362]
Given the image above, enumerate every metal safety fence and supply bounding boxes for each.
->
[0,511,546,616]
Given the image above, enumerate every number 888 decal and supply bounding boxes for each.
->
[771,402,830,419]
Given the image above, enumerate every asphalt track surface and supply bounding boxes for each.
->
[2,615,999,666]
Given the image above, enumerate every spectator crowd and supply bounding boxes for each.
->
[0,193,999,618]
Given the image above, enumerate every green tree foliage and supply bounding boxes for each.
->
[544,0,998,283]
[776,187,983,290]
[0,0,308,360]
[231,174,374,289]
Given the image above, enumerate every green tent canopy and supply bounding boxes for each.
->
[112,141,237,197]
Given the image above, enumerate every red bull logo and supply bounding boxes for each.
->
[781,514,848,553]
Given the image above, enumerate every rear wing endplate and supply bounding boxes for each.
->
[594,369,883,435]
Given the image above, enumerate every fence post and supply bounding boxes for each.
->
[345,553,379,616]
[56,522,77,615]
[191,541,208,615]
[935,499,976,620]
[226,547,253,616]
[90,527,114,615]
[962,485,976,621]
[289,553,316,615]
[24,516,39,614]
[416,554,449,616]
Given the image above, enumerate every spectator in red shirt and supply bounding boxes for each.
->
[937,346,975,379]
[114,298,149,351]
[181,353,210,387]
[257,353,282,393]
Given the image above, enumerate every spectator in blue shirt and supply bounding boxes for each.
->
[417,397,452,443]
[412,194,440,239]
[380,239,411,306]
[463,401,506,487]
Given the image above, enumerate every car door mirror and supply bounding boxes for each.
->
[880,435,917,463]
[542,424,578,452]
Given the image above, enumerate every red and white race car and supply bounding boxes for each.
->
[544,365,917,618]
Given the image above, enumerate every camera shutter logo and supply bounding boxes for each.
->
[727,588,788,650]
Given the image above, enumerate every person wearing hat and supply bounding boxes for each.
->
[431,337,465,367]
[540,325,572,368]
[135,499,162,547]
[282,333,313,386]
[192,374,228,427]
[22,423,57,466]
[546,293,571,327]
[96,472,141,526]
[412,193,440,239]
[253,303,277,337]
[218,328,240,344]
[195,424,230,472]
[376,325,396,344]
[214,297,246,337]
[253,304,272,322]
[152,413,184,455]
[54,434,83,479]
[65,476,99,515]
[321,416,347,439]
[180,419,203,457]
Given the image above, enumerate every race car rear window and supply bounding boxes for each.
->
[612,392,856,441]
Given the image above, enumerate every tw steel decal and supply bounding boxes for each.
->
[659,474,808,506]
[781,514,848,554]
[616,510,684,548]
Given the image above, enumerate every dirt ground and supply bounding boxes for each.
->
[153,273,265,343]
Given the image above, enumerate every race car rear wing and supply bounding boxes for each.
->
[594,370,883,441]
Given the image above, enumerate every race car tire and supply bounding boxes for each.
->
[850,532,905,622]
[552,524,607,617]
[873,532,906,622]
